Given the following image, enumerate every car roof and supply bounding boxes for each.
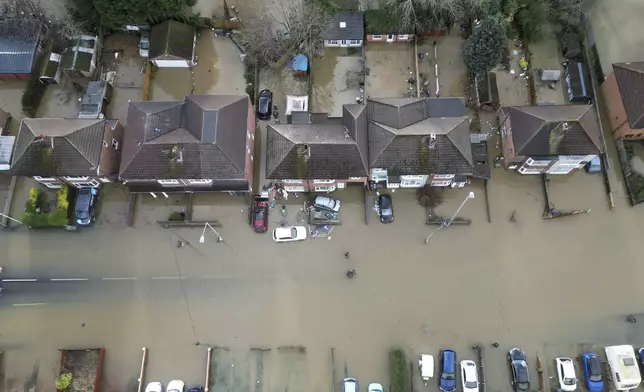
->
[462,361,477,380]
[442,350,455,370]
[344,378,357,392]
[559,358,575,374]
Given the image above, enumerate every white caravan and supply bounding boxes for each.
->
[605,345,642,391]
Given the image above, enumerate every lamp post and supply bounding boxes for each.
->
[199,222,223,243]
[425,191,474,244]
[0,212,29,228]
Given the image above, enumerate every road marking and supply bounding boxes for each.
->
[12,303,48,307]
[2,279,38,282]
[50,278,89,282]
[200,276,235,280]
[152,276,186,280]
[102,277,138,281]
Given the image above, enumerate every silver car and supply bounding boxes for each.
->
[313,195,341,212]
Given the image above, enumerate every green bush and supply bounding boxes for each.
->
[21,186,70,227]
[389,348,409,392]
[185,0,198,6]
[56,372,72,390]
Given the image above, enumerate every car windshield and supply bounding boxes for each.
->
[563,378,575,386]
[254,210,265,220]
[140,41,150,49]
[381,207,392,216]
[442,372,455,380]
[589,374,602,382]
[517,382,529,391]
[290,227,297,238]
[465,381,477,389]
[259,97,270,112]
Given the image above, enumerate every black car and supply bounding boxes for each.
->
[257,89,273,120]
[378,194,394,223]
[75,187,97,226]
[508,348,530,392]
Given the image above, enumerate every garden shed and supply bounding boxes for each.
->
[0,19,43,81]
[149,20,197,68]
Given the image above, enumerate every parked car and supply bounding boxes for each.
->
[378,194,394,223]
[638,347,644,368]
[508,348,530,392]
[439,349,457,392]
[461,360,479,392]
[272,226,307,243]
[145,382,163,392]
[257,89,273,120]
[167,380,185,392]
[586,156,601,173]
[187,387,203,392]
[251,199,269,233]
[580,352,604,392]
[313,195,341,212]
[368,382,383,392]
[75,187,98,226]
[139,30,150,57]
[343,378,358,392]
[556,357,578,391]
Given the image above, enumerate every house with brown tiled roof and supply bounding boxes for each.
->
[266,105,368,193]
[265,97,490,191]
[119,95,255,195]
[10,118,123,189]
[498,105,602,175]
[601,62,644,140]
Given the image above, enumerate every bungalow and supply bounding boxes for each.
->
[324,12,364,48]
[601,62,644,140]
[0,19,43,81]
[10,118,123,188]
[119,95,255,195]
[498,105,602,175]
[266,105,368,192]
[364,9,412,43]
[149,20,197,68]
[367,97,486,188]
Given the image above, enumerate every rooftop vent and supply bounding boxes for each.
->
[339,21,346,28]
[428,134,437,149]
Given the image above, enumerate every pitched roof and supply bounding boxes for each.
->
[325,12,364,41]
[11,118,107,176]
[368,117,474,175]
[505,105,602,156]
[366,97,473,175]
[612,62,644,129]
[266,105,368,179]
[119,95,250,180]
[0,19,42,75]
[149,20,196,61]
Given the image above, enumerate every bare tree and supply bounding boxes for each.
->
[0,0,84,44]
[383,0,487,34]
[239,0,332,68]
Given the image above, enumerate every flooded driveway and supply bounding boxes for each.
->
[418,33,469,98]
[365,44,415,98]
[311,48,362,117]
[153,36,246,100]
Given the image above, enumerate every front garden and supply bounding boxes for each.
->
[22,186,71,228]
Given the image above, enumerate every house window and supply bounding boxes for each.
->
[349,40,360,45]
[525,158,550,166]
[314,185,336,192]
[433,174,455,179]
[157,179,180,185]
[112,138,119,150]
[74,179,100,188]
[372,34,382,40]
[547,166,574,174]
[282,179,302,184]
[313,179,334,184]
[341,40,347,46]
[328,40,339,45]
[186,179,213,184]
[518,166,544,174]
[284,186,305,192]
[397,34,409,40]
[34,176,57,181]
[400,179,423,187]
[63,176,89,181]
[44,183,62,189]
[430,180,452,187]
[99,178,111,183]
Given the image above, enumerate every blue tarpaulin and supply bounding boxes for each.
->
[292,54,308,72]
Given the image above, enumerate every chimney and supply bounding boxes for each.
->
[339,21,346,28]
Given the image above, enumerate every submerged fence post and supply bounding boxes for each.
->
[137,347,147,392]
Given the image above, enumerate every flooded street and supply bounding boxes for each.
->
[0,161,643,391]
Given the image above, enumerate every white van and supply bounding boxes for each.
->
[605,345,642,391]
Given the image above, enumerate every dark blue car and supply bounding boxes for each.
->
[581,352,603,391]
[439,349,457,392]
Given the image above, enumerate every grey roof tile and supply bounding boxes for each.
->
[425,97,467,117]
[325,12,364,41]
[11,118,106,176]
[149,20,195,61]
[613,62,644,129]
[0,19,42,75]
[119,95,250,180]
